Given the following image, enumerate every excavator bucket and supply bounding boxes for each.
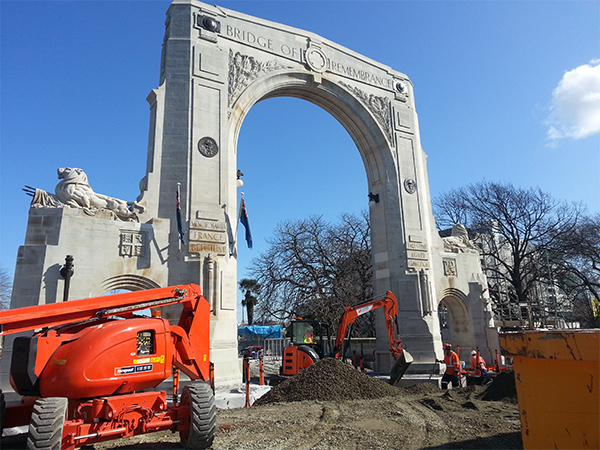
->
[389,350,413,386]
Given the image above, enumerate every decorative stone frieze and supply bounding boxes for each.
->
[339,81,393,143]
[228,50,292,107]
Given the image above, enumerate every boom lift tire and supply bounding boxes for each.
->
[26,397,68,450]
[179,382,216,449]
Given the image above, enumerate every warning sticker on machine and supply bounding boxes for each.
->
[133,355,164,365]
[115,364,153,375]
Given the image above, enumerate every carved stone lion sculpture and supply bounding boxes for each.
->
[29,167,143,221]
[442,224,479,254]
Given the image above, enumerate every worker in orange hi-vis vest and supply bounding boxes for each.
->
[471,350,488,376]
[437,343,461,389]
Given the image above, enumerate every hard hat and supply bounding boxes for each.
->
[471,350,477,355]
[443,343,451,349]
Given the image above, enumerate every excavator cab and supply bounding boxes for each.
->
[281,319,332,375]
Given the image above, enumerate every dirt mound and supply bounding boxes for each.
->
[400,381,441,396]
[255,358,401,404]
[482,370,518,403]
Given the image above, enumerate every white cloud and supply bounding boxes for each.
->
[547,59,600,141]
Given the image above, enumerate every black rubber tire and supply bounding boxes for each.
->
[0,389,5,434]
[179,382,216,449]
[26,397,68,450]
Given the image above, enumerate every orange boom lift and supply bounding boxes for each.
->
[281,291,412,384]
[0,284,215,450]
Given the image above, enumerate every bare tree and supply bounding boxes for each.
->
[551,213,600,327]
[433,191,469,229]
[0,265,12,310]
[250,213,373,332]
[434,182,585,328]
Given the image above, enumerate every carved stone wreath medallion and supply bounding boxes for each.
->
[305,46,327,73]
[404,178,417,194]
[198,137,219,158]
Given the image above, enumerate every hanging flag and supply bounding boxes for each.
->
[238,195,253,249]
[176,183,186,245]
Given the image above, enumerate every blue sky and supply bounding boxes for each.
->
[1,1,599,318]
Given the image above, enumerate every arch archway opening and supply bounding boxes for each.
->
[95,275,162,317]
[438,294,474,355]
[235,95,371,323]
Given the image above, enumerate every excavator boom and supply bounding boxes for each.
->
[332,291,412,385]
[333,291,402,358]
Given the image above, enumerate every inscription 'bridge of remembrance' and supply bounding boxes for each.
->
[8,0,499,388]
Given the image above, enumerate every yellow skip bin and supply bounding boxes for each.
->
[500,330,600,450]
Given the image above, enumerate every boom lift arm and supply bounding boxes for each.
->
[1,284,200,334]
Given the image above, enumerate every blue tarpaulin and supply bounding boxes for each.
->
[238,325,282,339]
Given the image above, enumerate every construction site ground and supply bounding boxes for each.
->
[2,358,522,450]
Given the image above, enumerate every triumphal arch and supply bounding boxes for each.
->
[7,0,499,387]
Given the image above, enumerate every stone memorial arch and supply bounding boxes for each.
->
[7,0,500,388]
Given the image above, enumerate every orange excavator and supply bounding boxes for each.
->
[281,291,412,385]
[0,284,215,449]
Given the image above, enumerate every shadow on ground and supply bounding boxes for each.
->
[423,432,523,449]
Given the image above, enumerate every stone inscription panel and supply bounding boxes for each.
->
[407,250,428,260]
[191,219,226,231]
[220,270,236,311]
[220,16,402,91]
[189,243,227,254]
[326,58,395,89]
[407,242,427,251]
[408,259,429,269]
[224,23,304,62]
[189,230,226,243]
[188,219,227,255]
[407,241,429,269]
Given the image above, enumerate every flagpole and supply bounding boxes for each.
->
[177,183,182,252]
[235,192,243,253]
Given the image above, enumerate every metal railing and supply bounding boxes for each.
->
[262,338,290,360]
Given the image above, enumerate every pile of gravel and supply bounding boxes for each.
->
[255,358,401,405]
